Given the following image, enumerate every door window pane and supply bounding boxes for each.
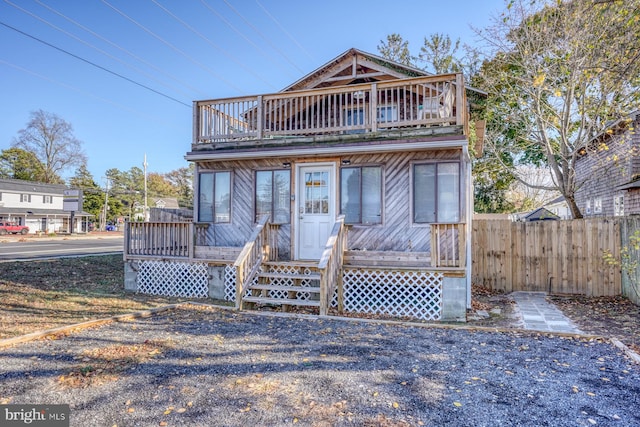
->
[305,171,329,214]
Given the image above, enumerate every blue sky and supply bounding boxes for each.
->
[0,0,505,182]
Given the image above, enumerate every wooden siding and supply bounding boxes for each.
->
[195,148,465,256]
[472,219,621,296]
[575,114,640,216]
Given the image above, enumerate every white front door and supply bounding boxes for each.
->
[296,164,335,260]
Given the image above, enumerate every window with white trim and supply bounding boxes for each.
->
[413,162,460,223]
[340,166,382,225]
[255,170,290,223]
[585,199,592,215]
[593,197,602,214]
[614,195,624,216]
[20,194,31,203]
[198,171,231,223]
[43,195,53,204]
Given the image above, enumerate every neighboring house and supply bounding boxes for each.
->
[123,48,485,322]
[133,197,182,221]
[575,110,640,217]
[543,195,571,220]
[0,178,92,233]
[510,207,560,222]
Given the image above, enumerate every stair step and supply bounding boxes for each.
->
[242,296,320,307]
[258,272,321,281]
[263,261,318,268]
[248,284,321,293]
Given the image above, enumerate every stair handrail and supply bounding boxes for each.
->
[234,215,271,309]
[317,215,347,316]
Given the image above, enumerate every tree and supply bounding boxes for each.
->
[377,34,416,67]
[68,164,104,223]
[0,147,46,181]
[418,33,462,74]
[476,0,640,218]
[165,165,194,209]
[13,110,87,183]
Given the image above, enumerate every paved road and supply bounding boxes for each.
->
[0,237,123,261]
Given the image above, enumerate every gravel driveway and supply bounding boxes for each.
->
[1,304,639,427]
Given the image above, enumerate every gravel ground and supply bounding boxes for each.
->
[1,304,639,427]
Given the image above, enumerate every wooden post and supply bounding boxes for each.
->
[370,83,378,133]
[455,74,464,127]
[257,95,263,140]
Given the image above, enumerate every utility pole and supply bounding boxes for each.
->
[143,154,149,221]
[102,178,110,231]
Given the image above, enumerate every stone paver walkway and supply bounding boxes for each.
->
[511,291,582,334]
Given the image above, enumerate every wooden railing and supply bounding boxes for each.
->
[430,223,466,268]
[124,221,193,260]
[234,215,271,309]
[194,74,466,146]
[317,216,347,316]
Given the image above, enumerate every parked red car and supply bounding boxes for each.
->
[0,222,29,235]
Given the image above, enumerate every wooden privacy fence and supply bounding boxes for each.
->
[472,218,624,296]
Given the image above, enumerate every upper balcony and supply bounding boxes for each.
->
[192,73,472,151]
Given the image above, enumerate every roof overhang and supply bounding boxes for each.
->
[185,138,468,163]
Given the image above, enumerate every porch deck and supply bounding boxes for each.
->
[192,74,472,150]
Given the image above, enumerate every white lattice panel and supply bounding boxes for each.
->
[137,260,208,298]
[224,265,236,302]
[340,269,443,320]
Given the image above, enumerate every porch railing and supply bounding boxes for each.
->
[318,215,347,316]
[234,215,271,309]
[194,74,466,146]
[124,221,193,260]
[430,223,466,268]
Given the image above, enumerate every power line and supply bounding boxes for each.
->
[5,0,198,100]
[199,0,297,80]
[100,0,244,94]
[0,20,191,107]
[220,0,304,74]
[150,0,276,90]
[255,0,314,62]
[33,0,206,98]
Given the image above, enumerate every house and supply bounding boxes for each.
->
[575,110,640,217]
[123,48,485,322]
[543,195,571,220]
[0,178,92,233]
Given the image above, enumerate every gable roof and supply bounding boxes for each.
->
[282,48,431,92]
[524,207,560,221]
[0,178,68,195]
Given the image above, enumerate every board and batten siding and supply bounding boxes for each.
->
[195,148,466,256]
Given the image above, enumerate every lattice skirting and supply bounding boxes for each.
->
[340,268,443,321]
[137,260,209,298]
[223,265,443,321]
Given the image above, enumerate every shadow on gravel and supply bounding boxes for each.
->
[1,305,639,427]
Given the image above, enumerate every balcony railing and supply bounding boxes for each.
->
[194,74,467,147]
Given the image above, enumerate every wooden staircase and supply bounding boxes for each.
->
[242,261,322,311]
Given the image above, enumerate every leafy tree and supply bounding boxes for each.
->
[12,110,87,183]
[377,34,416,66]
[418,33,462,74]
[475,0,640,218]
[68,164,104,222]
[165,164,194,208]
[0,147,46,181]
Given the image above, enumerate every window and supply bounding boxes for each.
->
[585,199,592,215]
[614,195,624,216]
[255,170,290,223]
[377,106,398,123]
[43,195,53,204]
[413,162,460,223]
[20,194,31,203]
[340,166,382,225]
[198,171,231,223]
[593,197,602,214]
